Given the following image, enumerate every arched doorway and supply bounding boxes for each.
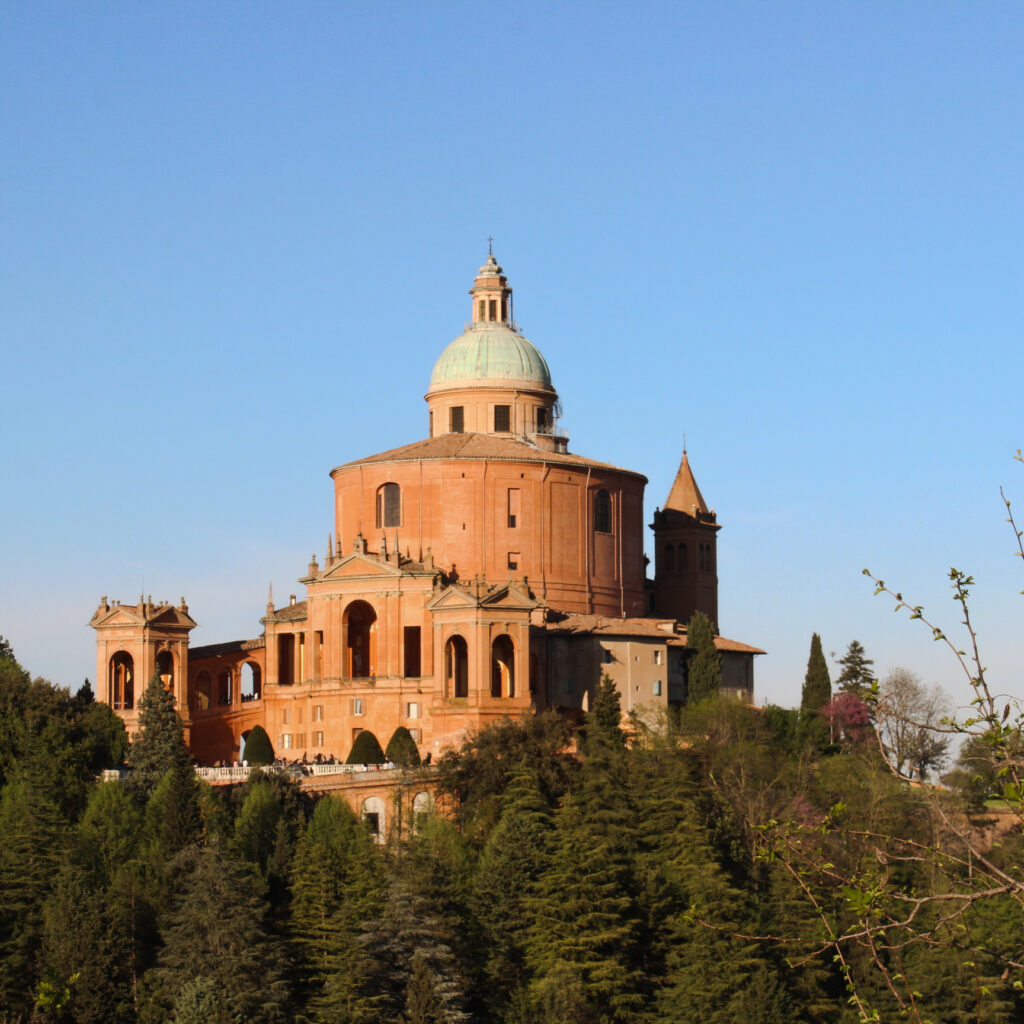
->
[445,634,468,698]
[362,796,386,843]
[490,635,515,698]
[345,601,377,678]
[109,652,134,709]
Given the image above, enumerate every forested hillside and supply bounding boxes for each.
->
[0,639,1020,1024]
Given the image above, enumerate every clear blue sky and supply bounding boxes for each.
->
[2,2,1022,710]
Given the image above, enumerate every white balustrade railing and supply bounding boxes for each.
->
[99,761,412,785]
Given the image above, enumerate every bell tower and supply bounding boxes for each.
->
[651,451,720,629]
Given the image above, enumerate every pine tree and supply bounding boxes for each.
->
[0,770,65,1016]
[289,796,384,1023]
[527,699,643,1023]
[128,671,192,798]
[801,633,831,713]
[148,842,289,1024]
[835,640,876,701]
[470,762,554,1018]
[685,611,722,703]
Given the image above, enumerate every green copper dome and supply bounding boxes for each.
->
[429,325,553,390]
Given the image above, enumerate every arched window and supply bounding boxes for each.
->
[194,670,212,711]
[490,635,515,698]
[345,601,377,678]
[218,669,233,706]
[412,791,433,832]
[156,650,173,691]
[362,796,386,843]
[445,635,468,698]
[241,661,261,701]
[594,489,612,533]
[109,652,134,710]
[376,483,401,528]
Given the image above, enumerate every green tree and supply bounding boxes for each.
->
[146,842,289,1024]
[527,700,643,1023]
[128,671,192,797]
[289,796,384,1023]
[470,762,554,1019]
[385,725,421,765]
[801,633,831,714]
[685,611,722,703]
[347,729,385,764]
[433,711,574,845]
[243,724,274,765]
[834,639,875,701]
[0,770,65,1016]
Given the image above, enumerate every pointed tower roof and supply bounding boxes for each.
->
[664,451,709,516]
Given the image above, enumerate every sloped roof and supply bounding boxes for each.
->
[543,614,764,654]
[331,432,645,480]
[664,451,709,514]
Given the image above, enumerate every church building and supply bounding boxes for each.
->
[90,253,762,764]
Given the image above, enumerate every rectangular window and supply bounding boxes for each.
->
[602,648,614,664]
[478,299,486,321]
[406,701,420,719]
[653,650,663,666]
[508,552,519,570]
[653,680,663,697]
[352,698,364,716]
[494,404,511,432]
[409,728,421,742]
[488,298,497,320]
[352,727,363,743]
[536,407,547,432]
[283,708,290,725]
[282,734,292,749]
[404,626,421,677]
[313,704,323,722]
[315,631,324,679]
[314,730,324,747]
[450,406,464,433]
[507,487,520,528]
[562,678,574,694]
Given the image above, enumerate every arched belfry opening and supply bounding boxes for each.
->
[345,601,377,679]
[490,634,515,698]
[109,652,134,710]
[156,649,173,691]
[445,634,468,698]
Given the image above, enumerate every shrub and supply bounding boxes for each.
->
[243,725,274,766]
[347,730,385,764]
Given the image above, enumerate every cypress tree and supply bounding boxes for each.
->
[385,725,421,765]
[346,729,385,764]
[686,611,722,703]
[801,633,831,714]
[243,724,275,765]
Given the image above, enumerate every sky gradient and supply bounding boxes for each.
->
[2,2,1022,711]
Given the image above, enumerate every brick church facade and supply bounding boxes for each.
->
[91,253,762,764]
